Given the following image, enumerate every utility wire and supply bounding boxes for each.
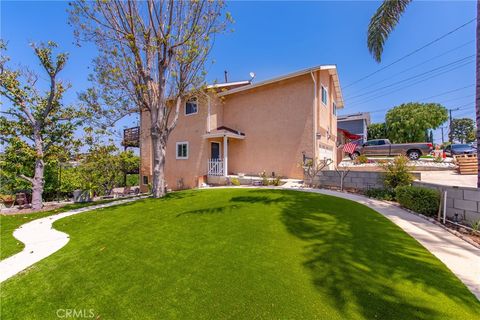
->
[347,55,474,101]
[343,17,476,89]
[345,40,474,97]
[436,94,476,104]
[348,59,474,105]
[417,84,474,101]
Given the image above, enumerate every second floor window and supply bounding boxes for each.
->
[321,86,328,105]
[185,98,198,115]
[333,101,337,116]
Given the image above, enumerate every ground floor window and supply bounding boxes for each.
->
[176,141,189,159]
[142,175,148,185]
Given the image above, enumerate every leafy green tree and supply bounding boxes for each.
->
[367,0,480,186]
[367,123,387,140]
[79,144,140,196]
[467,126,476,143]
[385,103,448,143]
[0,42,84,209]
[69,0,231,198]
[450,118,475,143]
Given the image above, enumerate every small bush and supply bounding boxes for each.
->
[395,185,440,216]
[259,171,269,186]
[354,154,369,164]
[230,177,240,186]
[270,177,281,186]
[381,156,413,189]
[364,188,396,201]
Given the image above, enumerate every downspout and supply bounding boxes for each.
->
[207,94,211,133]
[311,72,318,160]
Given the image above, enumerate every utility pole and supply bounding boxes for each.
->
[448,107,460,142]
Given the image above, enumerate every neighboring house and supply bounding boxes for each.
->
[337,112,371,142]
[139,65,344,191]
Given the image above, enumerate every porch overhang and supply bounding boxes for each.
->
[203,126,245,140]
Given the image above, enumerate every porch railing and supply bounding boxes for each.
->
[208,158,224,176]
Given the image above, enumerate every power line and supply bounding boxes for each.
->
[354,95,474,117]
[343,17,476,89]
[348,59,474,105]
[344,40,474,97]
[439,94,476,104]
[347,55,474,101]
[418,84,474,101]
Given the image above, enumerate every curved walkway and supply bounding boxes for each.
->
[0,196,146,283]
[300,188,480,300]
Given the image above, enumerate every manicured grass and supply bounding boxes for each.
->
[0,199,124,260]
[1,189,479,319]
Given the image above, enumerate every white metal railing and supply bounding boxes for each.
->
[208,158,224,176]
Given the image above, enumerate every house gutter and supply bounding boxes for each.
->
[311,72,318,160]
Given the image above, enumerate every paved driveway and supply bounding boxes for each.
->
[418,171,477,188]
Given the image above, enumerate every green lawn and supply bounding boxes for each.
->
[1,189,479,319]
[0,198,126,260]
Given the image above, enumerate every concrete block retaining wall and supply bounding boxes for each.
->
[412,181,480,226]
[313,171,385,190]
[313,170,422,191]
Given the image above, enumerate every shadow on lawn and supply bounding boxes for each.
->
[176,204,243,217]
[230,195,287,205]
[248,189,479,319]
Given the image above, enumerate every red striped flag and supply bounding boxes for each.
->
[343,142,357,154]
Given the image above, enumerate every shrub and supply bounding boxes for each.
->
[395,186,440,216]
[259,171,269,186]
[381,156,413,189]
[364,188,396,201]
[270,176,281,186]
[230,177,240,186]
[354,154,369,164]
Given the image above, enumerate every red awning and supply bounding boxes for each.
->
[337,128,362,140]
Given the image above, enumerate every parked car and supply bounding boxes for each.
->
[349,139,433,161]
[444,144,477,157]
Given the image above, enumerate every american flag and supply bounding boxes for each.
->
[343,142,358,154]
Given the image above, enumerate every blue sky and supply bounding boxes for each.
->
[1,0,477,144]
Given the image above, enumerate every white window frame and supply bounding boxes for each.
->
[321,86,328,106]
[176,141,189,159]
[185,97,198,116]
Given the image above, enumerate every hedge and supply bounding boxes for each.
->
[395,185,440,217]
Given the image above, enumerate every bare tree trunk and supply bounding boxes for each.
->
[151,129,167,198]
[477,0,480,188]
[31,158,44,210]
[30,130,45,210]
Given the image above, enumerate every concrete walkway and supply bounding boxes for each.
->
[0,196,146,283]
[299,188,480,300]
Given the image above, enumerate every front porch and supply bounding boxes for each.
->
[203,126,245,177]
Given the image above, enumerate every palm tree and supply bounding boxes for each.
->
[367,0,480,188]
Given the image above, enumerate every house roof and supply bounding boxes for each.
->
[217,65,344,107]
[337,112,371,125]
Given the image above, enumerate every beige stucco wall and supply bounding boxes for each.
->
[140,69,341,190]
[222,74,315,179]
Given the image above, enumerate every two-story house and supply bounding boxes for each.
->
[139,65,344,191]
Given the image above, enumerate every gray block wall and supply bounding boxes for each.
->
[413,181,480,226]
[313,171,386,190]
